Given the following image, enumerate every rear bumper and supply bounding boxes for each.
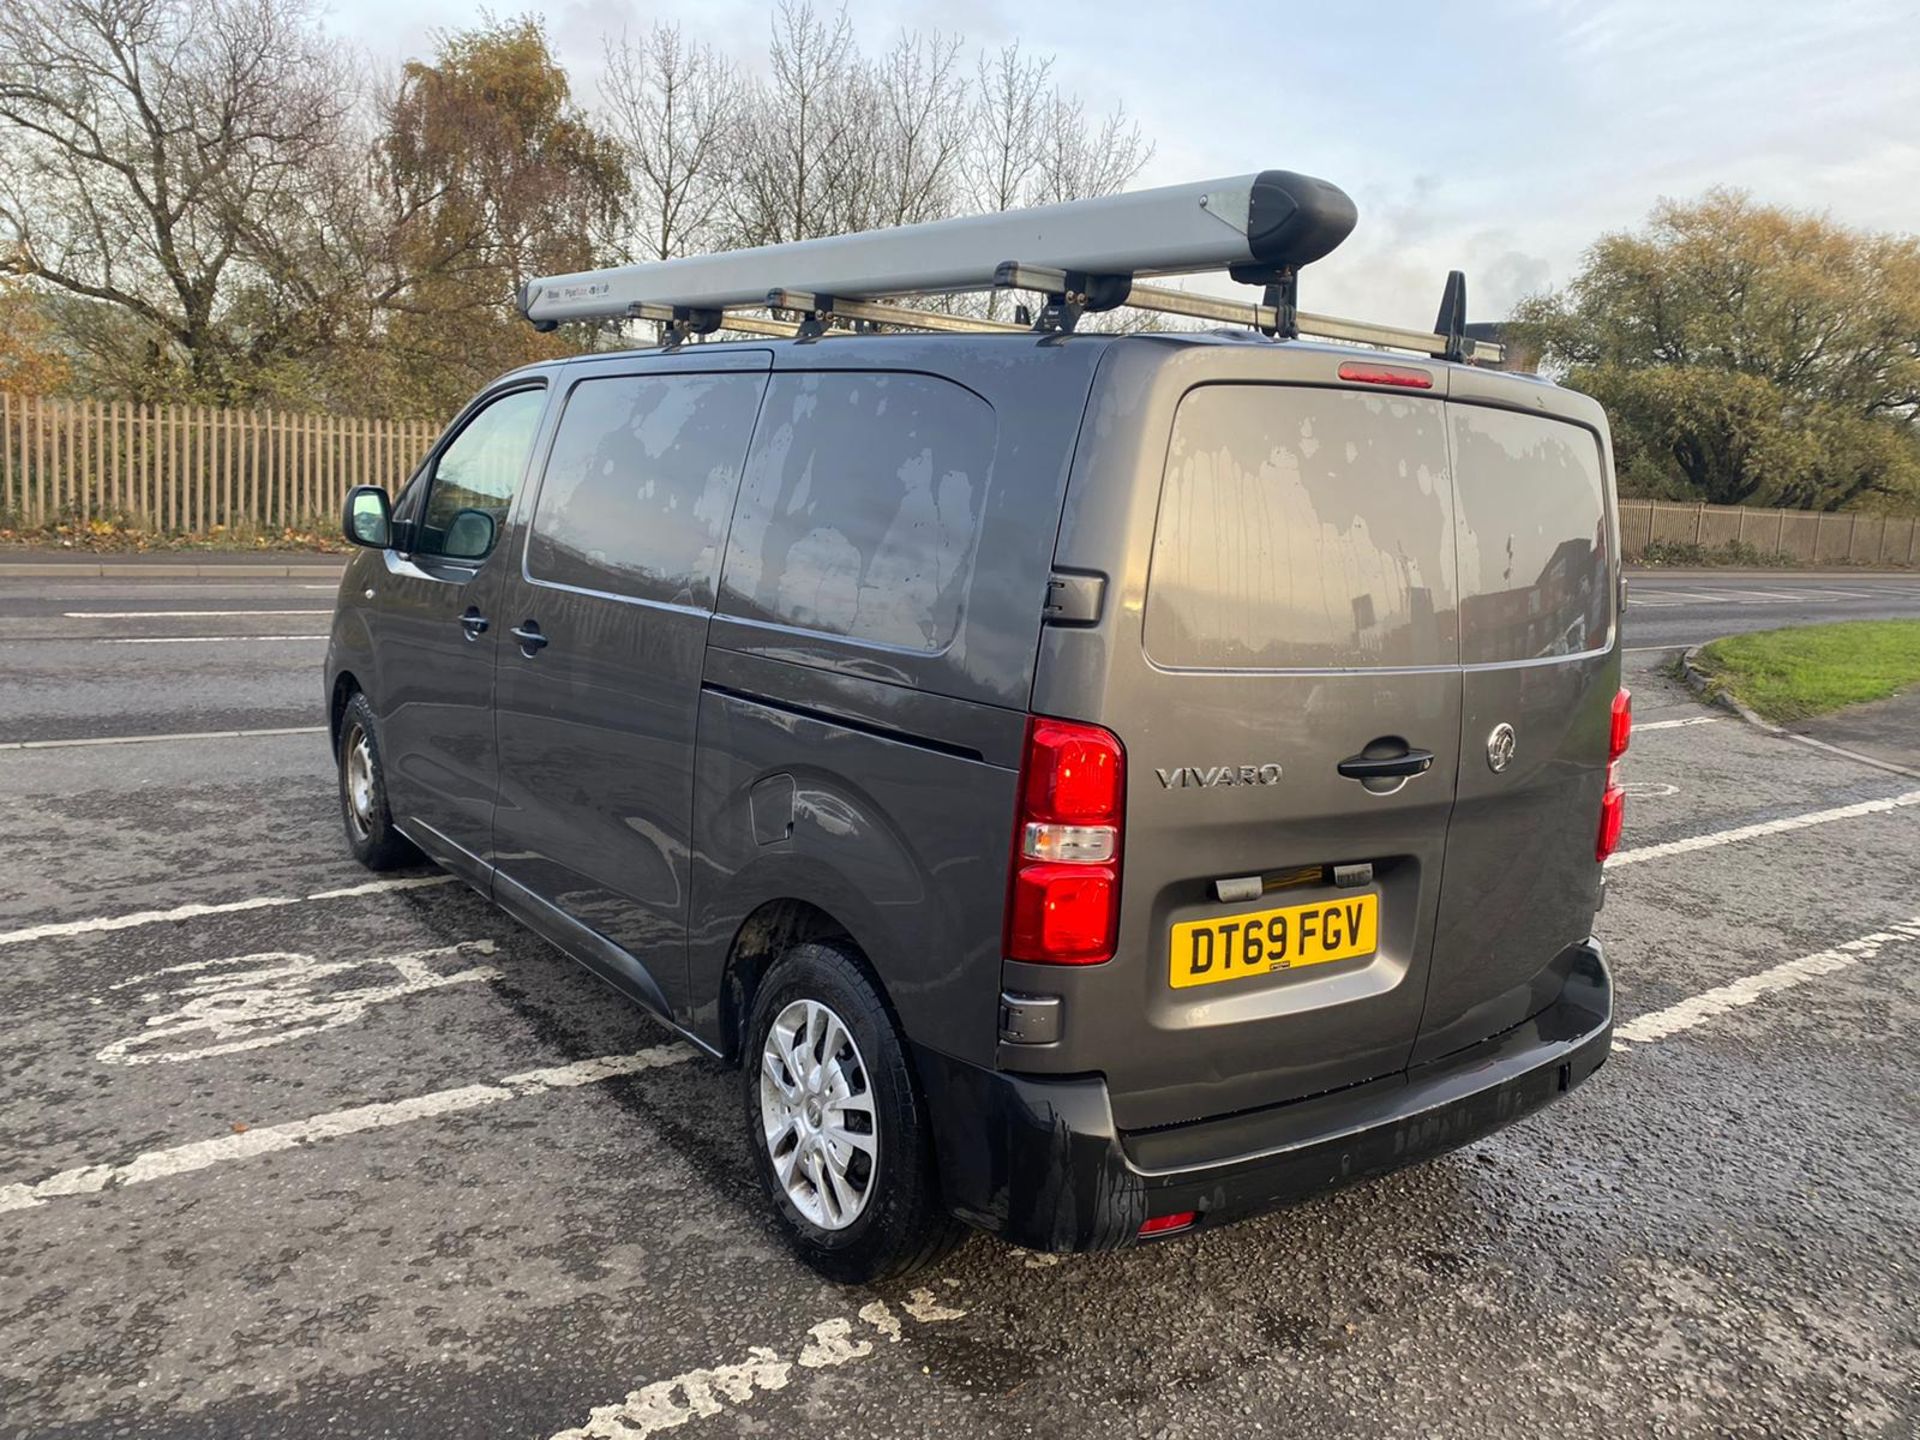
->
[914,940,1612,1252]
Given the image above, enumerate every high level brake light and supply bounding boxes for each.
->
[1336,360,1434,389]
[1597,689,1631,862]
[1007,717,1125,964]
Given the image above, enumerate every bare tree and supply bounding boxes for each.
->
[0,0,351,396]
[601,23,740,262]
[1033,90,1153,205]
[874,29,966,228]
[965,43,1052,215]
[727,1,874,246]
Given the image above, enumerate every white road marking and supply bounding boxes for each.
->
[0,725,325,751]
[0,1043,696,1215]
[1614,917,1920,1045]
[1635,716,1721,732]
[1607,788,1920,867]
[1619,782,1680,798]
[551,1289,966,1440]
[97,941,502,1065]
[97,634,327,644]
[0,874,455,949]
[63,609,332,619]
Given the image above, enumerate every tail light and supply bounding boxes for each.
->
[1006,716,1124,964]
[1597,688,1630,862]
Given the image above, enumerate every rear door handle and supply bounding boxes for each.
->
[459,608,489,639]
[1337,748,1435,780]
[510,621,548,655]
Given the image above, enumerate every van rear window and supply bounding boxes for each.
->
[1451,406,1611,663]
[719,372,995,653]
[1145,385,1458,670]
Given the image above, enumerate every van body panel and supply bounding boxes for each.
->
[489,349,772,1021]
[707,336,1107,710]
[367,380,557,885]
[1029,340,1470,1130]
[1414,396,1621,1063]
[685,674,1019,1067]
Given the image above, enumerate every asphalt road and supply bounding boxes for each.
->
[1624,570,1920,652]
[0,567,1916,1439]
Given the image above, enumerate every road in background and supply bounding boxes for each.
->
[1625,570,1920,651]
[0,571,338,742]
[0,567,1916,1439]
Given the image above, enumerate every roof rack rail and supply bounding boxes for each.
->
[520,169,1502,364]
[993,264,1503,362]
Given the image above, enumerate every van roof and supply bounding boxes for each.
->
[500,329,1590,424]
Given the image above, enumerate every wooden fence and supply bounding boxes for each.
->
[1618,499,1919,567]
[0,393,441,534]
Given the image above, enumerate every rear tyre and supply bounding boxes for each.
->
[336,691,418,871]
[744,941,965,1284]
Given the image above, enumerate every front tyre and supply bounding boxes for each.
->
[745,942,964,1284]
[336,691,418,871]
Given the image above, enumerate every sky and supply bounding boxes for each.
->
[319,0,1920,330]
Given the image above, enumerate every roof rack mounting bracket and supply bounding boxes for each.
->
[1433,270,1469,363]
[996,263,1132,333]
[628,301,724,348]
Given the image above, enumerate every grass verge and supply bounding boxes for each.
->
[1693,620,1920,722]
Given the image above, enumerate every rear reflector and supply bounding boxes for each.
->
[1138,1211,1196,1237]
[1337,361,1433,389]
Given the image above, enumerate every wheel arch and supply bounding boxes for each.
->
[720,897,899,1068]
[328,669,362,757]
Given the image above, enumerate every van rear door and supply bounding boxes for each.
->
[1414,390,1619,1062]
[1025,345,1465,1132]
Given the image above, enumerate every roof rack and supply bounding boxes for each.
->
[520,169,1503,364]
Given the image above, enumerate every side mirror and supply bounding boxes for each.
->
[344,486,392,549]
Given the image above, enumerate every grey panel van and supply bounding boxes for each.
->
[328,185,1624,1281]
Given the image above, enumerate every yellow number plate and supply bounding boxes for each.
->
[1168,893,1379,989]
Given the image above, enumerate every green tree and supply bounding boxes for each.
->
[1513,191,1920,511]
[373,15,626,416]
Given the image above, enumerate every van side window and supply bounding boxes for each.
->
[528,373,767,607]
[719,372,995,653]
[416,387,546,561]
[1145,385,1458,669]
[1451,407,1611,663]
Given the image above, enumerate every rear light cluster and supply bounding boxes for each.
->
[1006,717,1125,964]
[1597,688,1631,861]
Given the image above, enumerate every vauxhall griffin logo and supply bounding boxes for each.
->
[1156,763,1284,789]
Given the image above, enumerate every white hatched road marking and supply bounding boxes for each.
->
[1614,917,1920,1045]
[552,1289,967,1440]
[98,634,327,645]
[63,609,332,619]
[1635,716,1721,732]
[0,725,325,751]
[1606,789,1920,867]
[97,941,503,1066]
[0,1044,696,1215]
[0,874,455,949]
